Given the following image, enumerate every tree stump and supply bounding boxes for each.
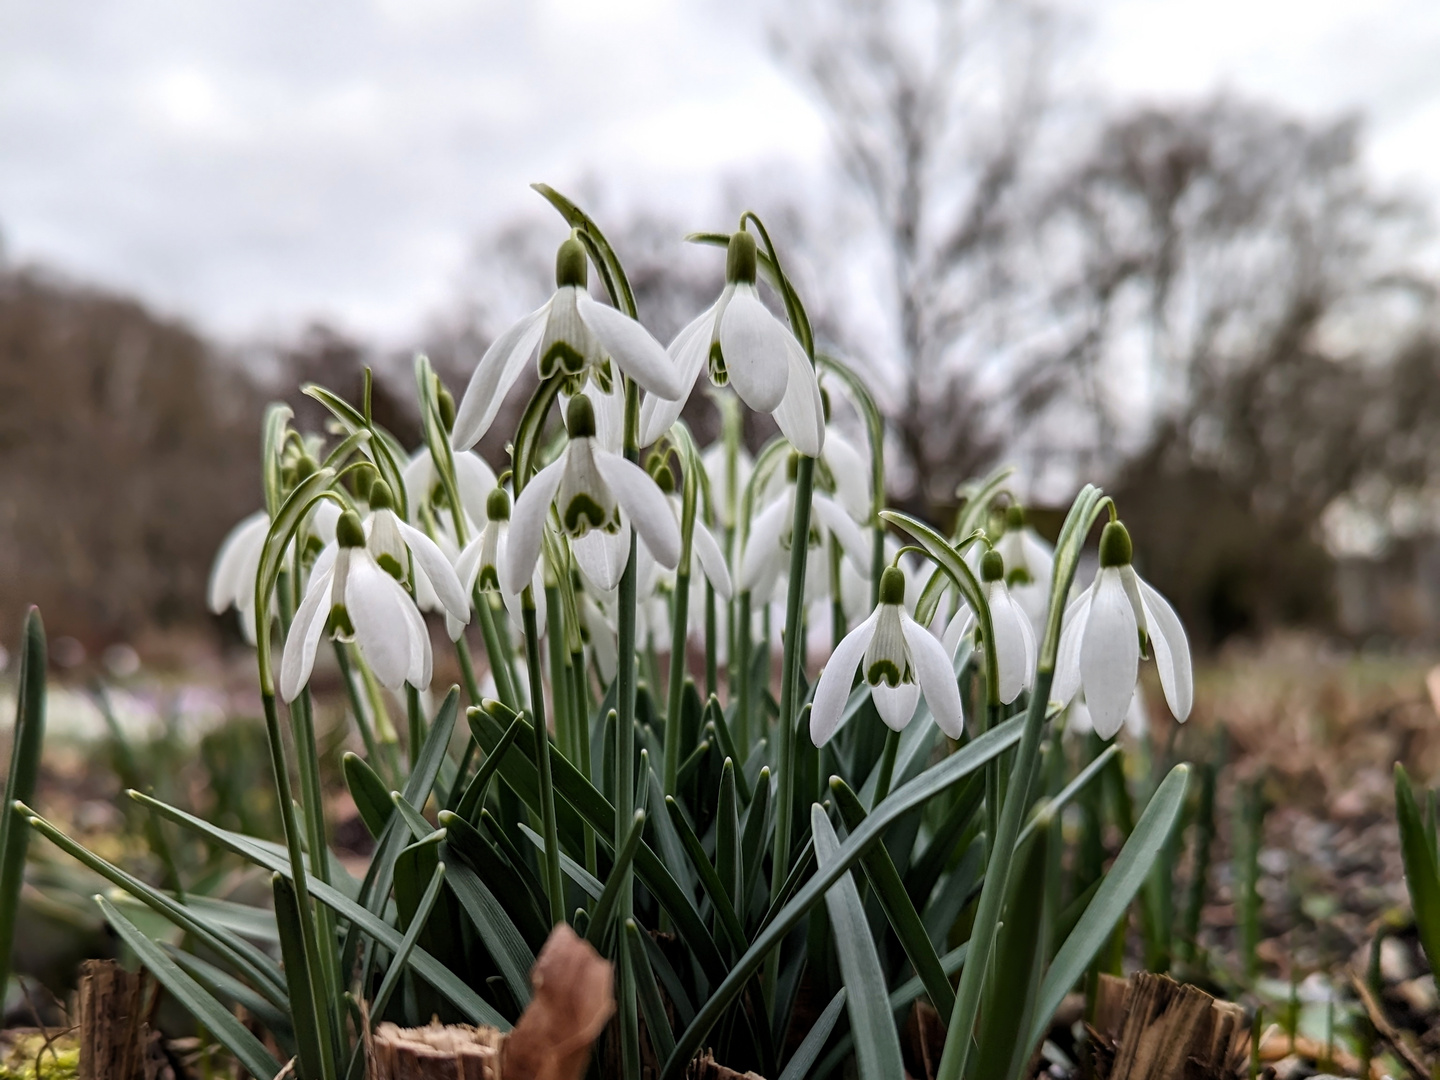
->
[1090,973,1250,1080]
[77,959,168,1080]
[370,1022,504,1080]
[683,1049,766,1079]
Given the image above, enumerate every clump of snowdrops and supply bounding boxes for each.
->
[9,187,1196,1080]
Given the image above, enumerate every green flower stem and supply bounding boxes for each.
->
[473,591,520,712]
[333,642,387,783]
[405,686,425,766]
[520,594,565,927]
[872,728,901,809]
[664,571,691,794]
[735,591,752,759]
[261,692,338,1080]
[766,454,816,1003]
[572,649,598,879]
[616,379,643,1080]
[704,581,718,700]
[545,584,574,762]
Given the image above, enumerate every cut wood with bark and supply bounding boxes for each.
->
[1089,972,1250,1080]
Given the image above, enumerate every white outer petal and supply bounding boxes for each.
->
[942,608,975,660]
[639,305,714,445]
[822,432,870,522]
[345,554,416,690]
[809,611,878,746]
[576,292,685,399]
[1079,569,1139,738]
[572,529,629,593]
[504,456,565,596]
[987,583,1030,706]
[398,520,470,629]
[209,511,269,612]
[279,564,335,702]
[872,681,921,732]
[1051,588,1093,708]
[1136,576,1193,721]
[772,334,825,456]
[717,284,789,412]
[454,452,498,526]
[739,492,791,596]
[812,495,871,576]
[595,449,681,570]
[901,612,963,738]
[399,582,433,690]
[691,519,733,598]
[451,304,549,450]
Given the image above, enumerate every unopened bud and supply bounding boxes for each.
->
[368,479,395,511]
[653,464,676,494]
[726,229,758,285]
[565,395,597,439]
[1005,504,1025,530]
[437,383,456,432]
[351,465,374,501]
[556,236,588,289]
[1099,520,1133,568]
[293,454,319,484]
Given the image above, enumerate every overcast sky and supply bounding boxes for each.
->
[5,0,1440,343]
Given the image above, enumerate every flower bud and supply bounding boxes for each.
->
[556,236,588,289]
[786,451,801,482]
[293,453,319,484]
[368,479,395,511]
[336,510,366,549]
[1099,520,1133,568]
[351,465,374,501]
[437,383,456,432]
[486,486,512,522]
[981,549,1005,583]
[1005,504,1025,530]
[653,464,676,495]
[820,386,831,424]
[878,565,906,605]
[726,229,758,285]
[565,395,597,439]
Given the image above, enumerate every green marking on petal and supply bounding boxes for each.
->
[478,565,500,591]
[708,340,728,386]
[562,493,611,536]
[866,659,904,688]
[540,339,588,379]
[377,553,405,581]
[327,604,355,639]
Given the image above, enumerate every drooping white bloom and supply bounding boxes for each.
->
[639,230,824,456]
[452,236,685,450]
[942,548,1037,705]
[402,445,497,535]
[505,396,681,597]
[995,505,1055,636]
[810,567,963,745]
[635,465,733,603]
[281,511,435,701]
[453,485,545,638]
[1052,521,1192,739]
[208,510,270,643]
[740,454,870,603]
[701,438,753,532]
[362,479,471,640]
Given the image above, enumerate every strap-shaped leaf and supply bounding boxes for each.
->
[273,872,333,1080]
[128,790,508,1030]
[343,753,393,840]
[1027,763,1191,1049]
[660,716,1023,1080]
[1397,764,1440,976]
[586,811,647,951]
[830,778,955,1017]
[96,896,282,1080]
[441,854,535,1009]
[441,812,551,949]
[162,945,295,1049]
[666,796,748,953]
[811,806,904,1080]
[371,860,446,1021]
[625,919,676,1064]
[454,716,523,824]
[778,988,846,1080]
[0,610,45,992]
[513,821,603,901]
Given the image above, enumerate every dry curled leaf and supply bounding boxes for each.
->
[501,923,614,1080]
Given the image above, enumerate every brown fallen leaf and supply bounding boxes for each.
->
[501,923,615,1080]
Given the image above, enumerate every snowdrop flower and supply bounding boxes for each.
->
[810,566,963,745]
[402,446,497,535]
[1065,691,1148,741]
[740,454,870,603]
[362,480,471,639]
[281,511,434,701]
[208,510,270,642]
[453,485,545,638]
[942,549,1037,705]
[505,396,681,597]
[995,505,1054,636]
[635,461,733,602]
[640,229,824,456]
[452,236,685,450]
[1053,521,1192,738]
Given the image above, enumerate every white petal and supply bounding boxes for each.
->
[399,582,433,690]
[942,609,975,659]
[717,284,789,412]
[454,452,498,526]
[451,304,549,450]
[1079,569,1139,739]
[455,533,485,595]
[504,456,565,597]
[822,432,870,523]
[988,584,1030,706]
[1051,588,1093,708]
[346,554,418,690]
[740,492,792,595]
[279,564,334,702]
[594,449,681,570]
[691,519,733,598]
[809,611,878,746]
[812,495,871,576]
[873,680,921,732]
[398,520,470,627]
[1019,604,1037,689]
[402,451,432,522]
[572,528,630,593]
[901,613,963,738]
[576,292,685,400]
[1137,576,1193,722]
[639,305,714,445]
[772,334,825,457]
[209,511,269,612]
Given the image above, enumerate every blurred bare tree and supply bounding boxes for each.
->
[772,0,1060,510]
